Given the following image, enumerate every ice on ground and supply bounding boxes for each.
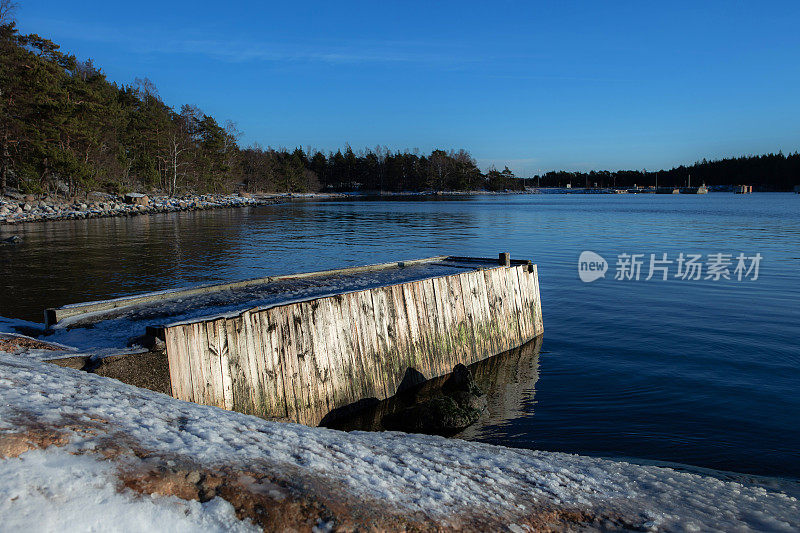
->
[1,352,798,531]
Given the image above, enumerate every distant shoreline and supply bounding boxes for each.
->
[0,192,341,227]
[0,189,532,227]
[4,187,784,228]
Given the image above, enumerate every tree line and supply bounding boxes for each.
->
[0,14,522,196]
[532,153,800,192]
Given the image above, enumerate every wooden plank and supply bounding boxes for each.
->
[285,303,313,420]
[423,277,446,375]
[274,305,301,421]
[532,264,544,335]
[421,279,446,374]
[473,270,498,361]
[381,286,407,396]
[378,287,401,395]
[223,315,247,413]
[322,297,351,415]
[520,264,543,337]
[261,306,291,419]
[165,327,190,401]
[515,266,536,341]
[242,310,267,415]
[388,284,414,391]
[217,319,235,411]
[488,266,520,352]
[330,295,365,410]
[178,325,198,403]
[504,265,526,345]
[460,271,487,360]
[522,265,539,338]
[269,255,449,283]
[471,270,494,362]
[503,266,525,346]
[481,268,506,354]
[410,280,436,379]
[400,282,426,376]
[353,288,378,400]
[344,291,374,401]
[244,312,271,415]
[320,295,352,412]
[370,287,396,396]
[235,312,257,414]
[295,301,326,424]
[437,275,463,369]
[358,288,387,399]
[188,322,211,405]
[258,309,285,418]
[203,319,225,408]
[176,325,200,403]
[512,266,534,342]
[200,321,221,405]
[305,300,334,416]
[450,272,477,363]
[496,268,524,347]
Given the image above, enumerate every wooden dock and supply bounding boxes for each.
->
[150,254,543,425]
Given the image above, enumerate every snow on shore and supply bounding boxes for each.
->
[1,352,798,531]
[0,449,256,532]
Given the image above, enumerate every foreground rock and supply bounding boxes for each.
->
[0,333,64,354]
[382,364,488,435]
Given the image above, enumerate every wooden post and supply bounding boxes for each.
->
[499,252,510,267]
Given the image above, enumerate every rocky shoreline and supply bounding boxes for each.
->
[0,191,343,226]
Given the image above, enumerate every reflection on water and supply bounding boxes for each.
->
[455,336,543,441]
[323,336,543,435]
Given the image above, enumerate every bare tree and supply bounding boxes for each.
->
[0,0,19,25]
[133,77,161,102]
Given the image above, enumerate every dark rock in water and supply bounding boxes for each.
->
[1,235,21,245]
[382,396,483,435]
[443,363,480,395]
[382,364,486,435]
[396,367,427,392]
[319,397,381,427]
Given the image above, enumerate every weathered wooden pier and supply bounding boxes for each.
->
[46,253,543,426]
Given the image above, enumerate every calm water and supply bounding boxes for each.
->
[2,194,799,479]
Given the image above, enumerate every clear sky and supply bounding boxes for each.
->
[15,0,800,176]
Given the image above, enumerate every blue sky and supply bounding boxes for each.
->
[16,1,800,176]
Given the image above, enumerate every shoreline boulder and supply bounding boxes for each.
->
[124,193,150,206]
[382,364,487,435]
